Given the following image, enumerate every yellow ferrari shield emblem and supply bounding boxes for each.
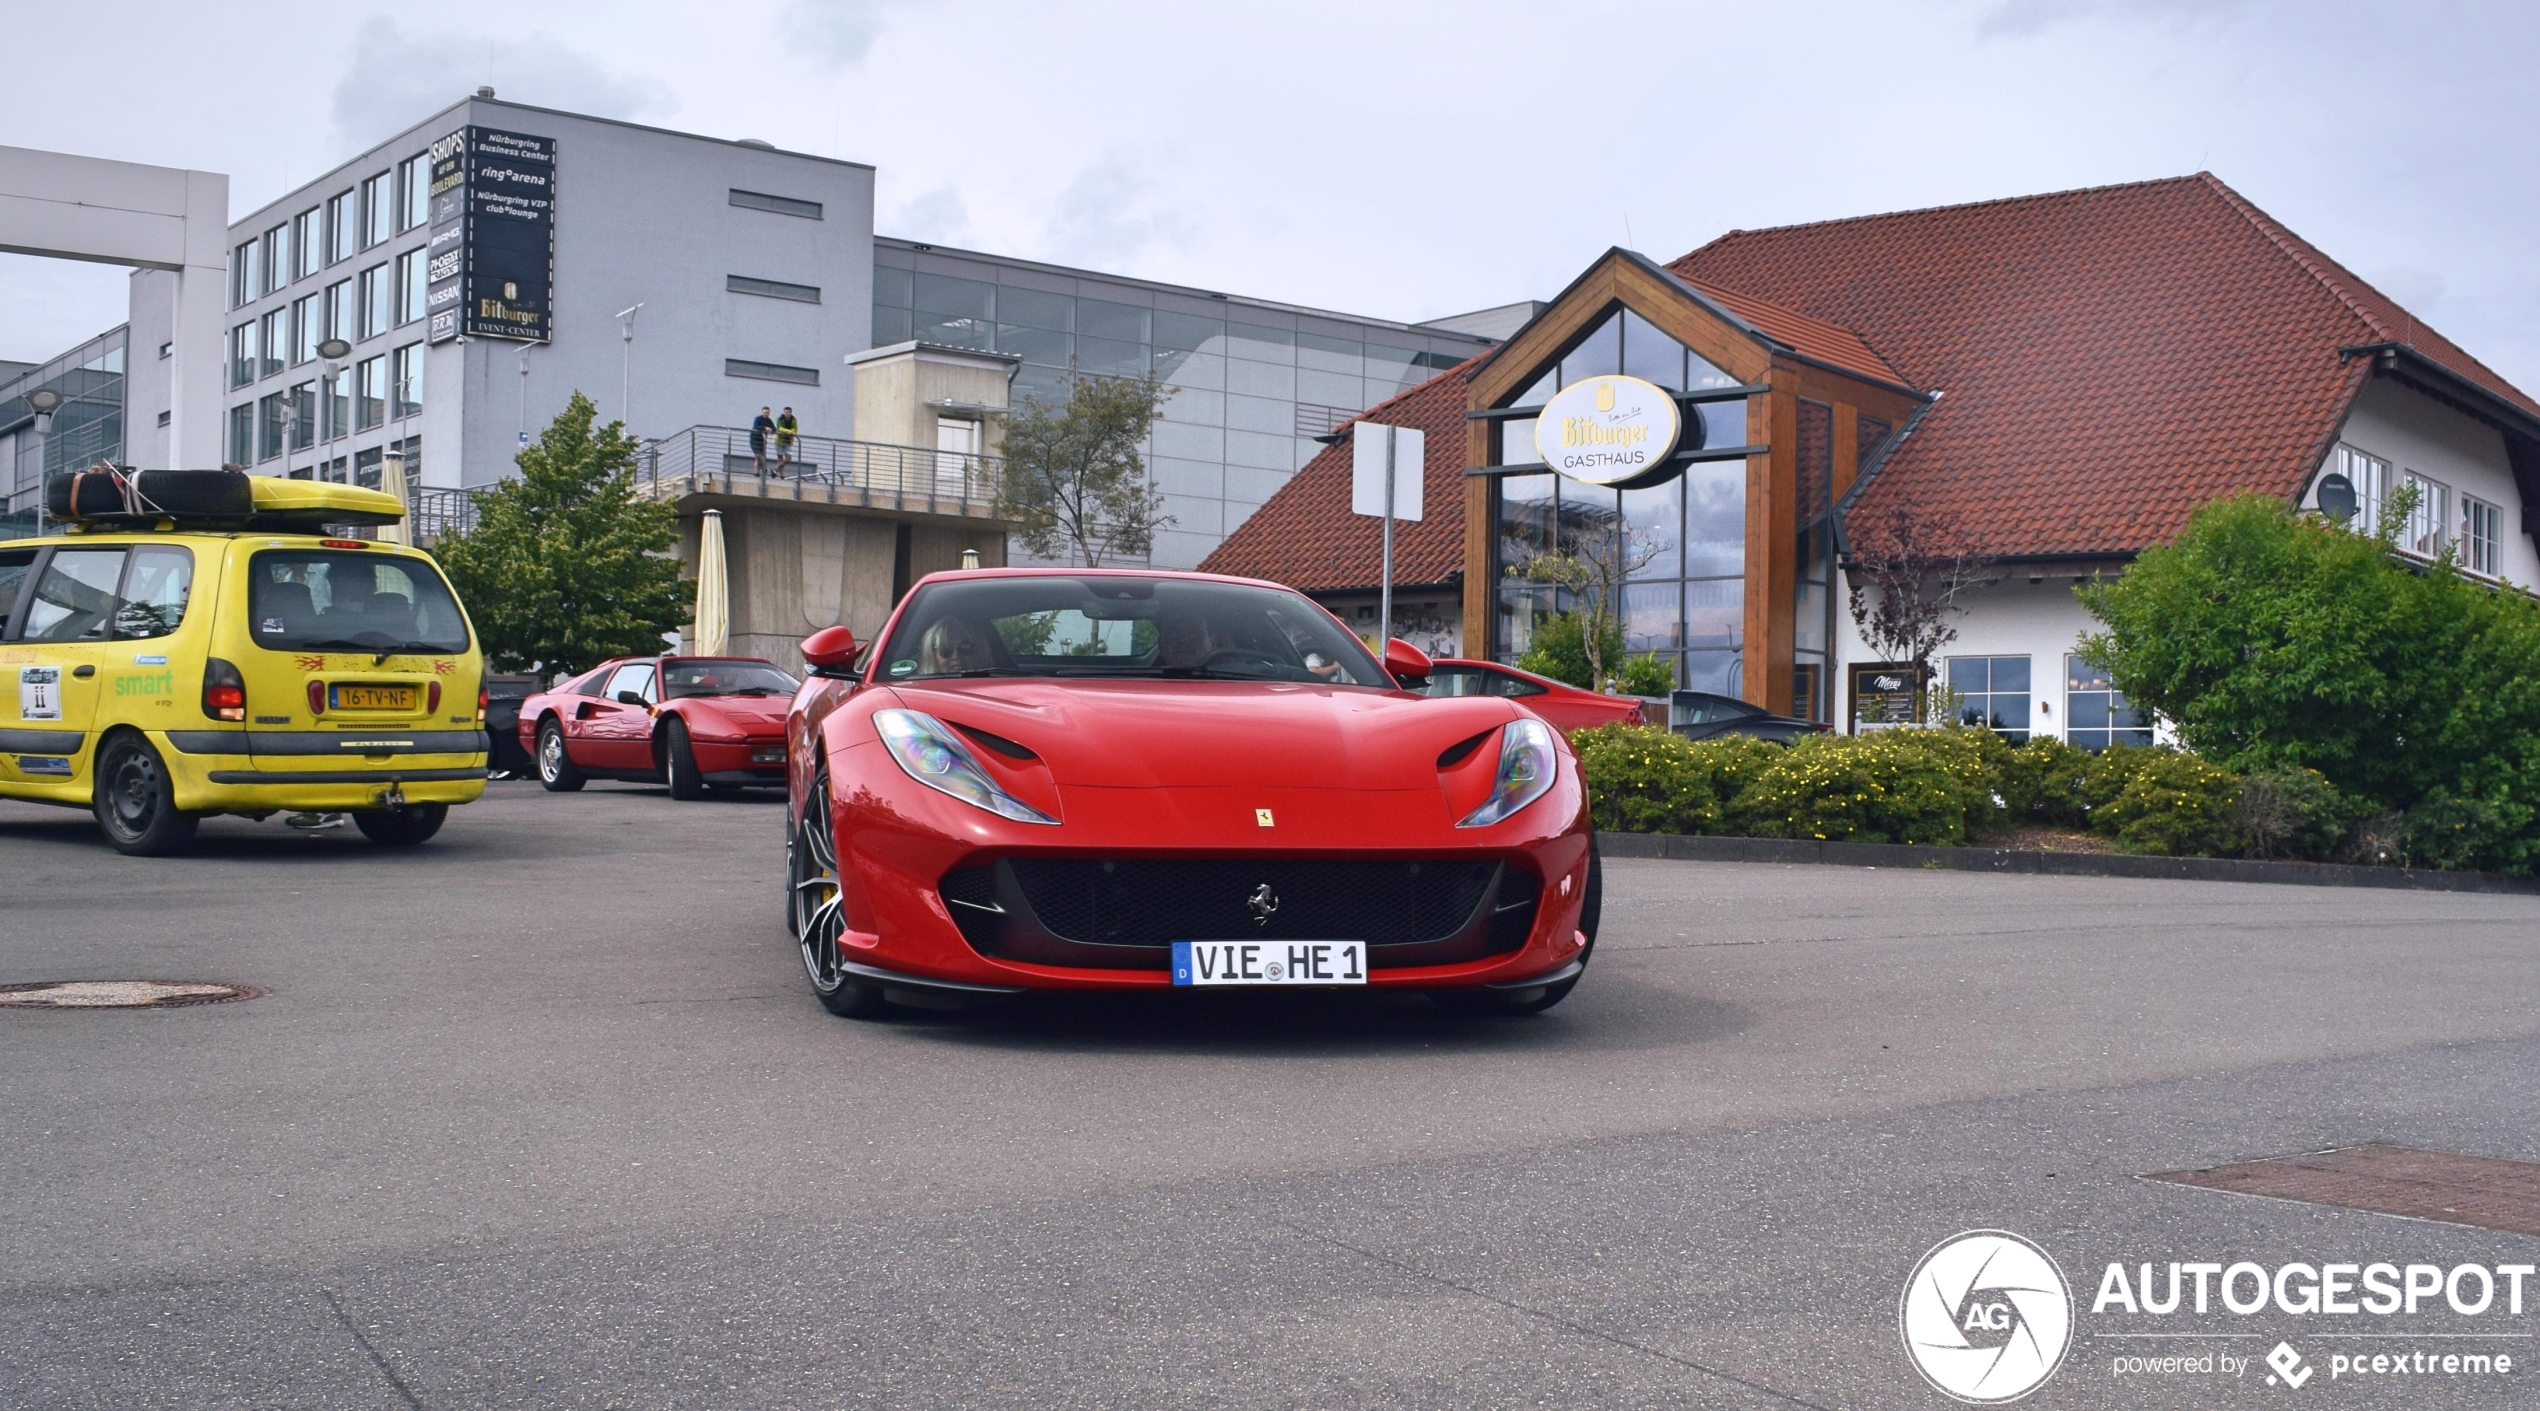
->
[1255,808,1275,827]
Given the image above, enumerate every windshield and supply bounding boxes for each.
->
[246,550,472,655]
[662,659,800,698]
[881,576,1390,687]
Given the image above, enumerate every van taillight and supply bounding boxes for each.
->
[428,681,442,714]
[203,659,247,722]
[307,680,326,715]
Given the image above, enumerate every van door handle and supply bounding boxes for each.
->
[72,664,95,678]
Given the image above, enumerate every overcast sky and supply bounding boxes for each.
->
[6,1,2534,392]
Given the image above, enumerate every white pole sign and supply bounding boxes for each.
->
[1352,424,1423,521]
[1533,374,1681,485]
[1352,423,1423,651]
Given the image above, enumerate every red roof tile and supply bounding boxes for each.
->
[1669,172,2533,557]
[1676,276,1909,390]
[1198,355,1482,592]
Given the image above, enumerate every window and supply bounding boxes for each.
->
[261,225,287,295]
[327,190,355,264]
[391,343,424,419]
[317,455,348,484]
[728,188,822,219]
[1946,655,2031,741]
[354,445,382,487]
[2463,496,2503,578]
[287,381,315,451]
[355,356,386,430]
[230,240,258,307]
[358,264,389,339]
[242,549,471,654]
[2401,471,2450,559]
[259,309,287,378]
[2066,655,2153,751]
[115,546,193,639]
[325,278,354,344]
[158,341,172,359]
[156,410,171,427]
[321,366,351,440]
[396,154,428,232]
[726,274,822,303]
[228,323,256,389]
[0,549,34,632]
[2328,443,2389,532]
[604,662,659,704]
[362,172,392,247]
[19,548,126,642]
[394,249,426,325]
[257,391,286,461]
[292,294,320,363]
[1424,664,1548,699]
[725,358,819,386]
[293,208,321,280]
[227,403,254,465]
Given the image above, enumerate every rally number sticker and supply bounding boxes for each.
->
[18,666,60,722]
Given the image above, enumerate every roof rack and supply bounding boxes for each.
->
[46,466,405,529]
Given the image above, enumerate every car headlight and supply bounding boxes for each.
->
[1458,717,1558,828]
[873,708,1056,824]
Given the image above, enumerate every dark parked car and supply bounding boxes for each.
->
[483,674,542,777]
[1669,690,1831,744]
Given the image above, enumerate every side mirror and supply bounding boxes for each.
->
[1382,637,1434,686]
[802,625,860,680]
[615,691,646,706]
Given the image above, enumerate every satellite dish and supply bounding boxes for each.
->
[2316,471,2358,525]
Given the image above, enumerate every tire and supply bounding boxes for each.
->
[664,717,705,800]
[789,768,886,1019]
[354,803,448,846]
[91,733,199,856]
[1437,841,1598,1016]
[50,468,254,521]
[535,717,585,792]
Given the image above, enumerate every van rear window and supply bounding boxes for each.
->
[247,550,471,655]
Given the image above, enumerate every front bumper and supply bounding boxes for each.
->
[820,742,1593,993]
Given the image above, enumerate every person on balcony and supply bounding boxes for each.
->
[774,407,800,475]
[749,406,775,472]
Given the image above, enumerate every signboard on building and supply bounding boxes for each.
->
[1350,423,1423,521]
[1533,374,1681,485]
[424,126,555,345]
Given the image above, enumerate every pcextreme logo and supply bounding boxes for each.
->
[1901,1230,2075,1403]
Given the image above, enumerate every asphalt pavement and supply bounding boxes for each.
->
[3,782,2538,1408]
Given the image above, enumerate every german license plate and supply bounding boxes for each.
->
[1171,940,1366,987]
[331,684,415,710]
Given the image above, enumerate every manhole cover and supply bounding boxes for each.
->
[2147,1143,2540,1237]
[0,981,263,1010]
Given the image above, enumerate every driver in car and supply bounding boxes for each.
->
[918,616,994,675]
[1156,612,1222,669]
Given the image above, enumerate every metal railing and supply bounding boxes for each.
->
[638,425,1003,519]
[409,486,481,543]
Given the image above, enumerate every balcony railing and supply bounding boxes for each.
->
[637,425,1004,519]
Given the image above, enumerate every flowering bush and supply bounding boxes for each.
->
[1568,725,1776,835]
[2088,749,2241,855]
[1734,729,1997,845]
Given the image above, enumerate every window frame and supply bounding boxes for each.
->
[393,248,426,326]
[1944,653,2032,742]
[292,208,322,280]
[2462,495,2503,578]
[728,188,823,219]
[326,190,356,264]
[354,355,387,432]
[396,154,429,232]
[361,172,393,249]
[2064,653,2153,752]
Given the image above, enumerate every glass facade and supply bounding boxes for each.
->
[0,333,126,535]
[1490,308,1748,691]
[872,241,1489,567]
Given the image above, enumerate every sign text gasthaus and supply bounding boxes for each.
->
[2094,1261,2536,1317]
[1532,374,1681,485]
[424,125,556,345]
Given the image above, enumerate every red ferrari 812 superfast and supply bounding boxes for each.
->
[783,569,1599,1018]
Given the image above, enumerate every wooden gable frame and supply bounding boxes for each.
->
[1461,248,1923,714]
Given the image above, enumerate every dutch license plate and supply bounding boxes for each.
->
[331,684,415,710]
[1171,940,1366,987]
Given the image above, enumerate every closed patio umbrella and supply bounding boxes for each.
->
[377,452,410,547]
[692,509,729,656]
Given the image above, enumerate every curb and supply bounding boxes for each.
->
[1593,831,2540,896]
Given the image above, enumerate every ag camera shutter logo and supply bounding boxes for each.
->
[1901,1230,2073,1403]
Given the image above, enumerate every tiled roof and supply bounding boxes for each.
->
[1197,355,1482,592]
[1669,172,2535,557]
[1674,276,1909,390]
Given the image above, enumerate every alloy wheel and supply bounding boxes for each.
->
[791,771,849,994]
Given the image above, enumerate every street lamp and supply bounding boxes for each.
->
[27,389,61,535]
[616,303,644,428]
[316,339,352,479]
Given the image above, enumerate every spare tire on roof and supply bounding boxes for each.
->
[46,468,256,521]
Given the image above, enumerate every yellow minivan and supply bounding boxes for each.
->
[0,468,486,854]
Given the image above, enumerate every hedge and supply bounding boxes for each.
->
[1568,723,2471,868]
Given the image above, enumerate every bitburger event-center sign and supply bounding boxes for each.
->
[425,126,556,344]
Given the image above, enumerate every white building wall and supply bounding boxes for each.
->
[2302,376,2539,586]
[1833,571,2114,741]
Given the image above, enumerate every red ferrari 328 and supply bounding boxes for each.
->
[519,654,799,799]
[782,568,1600,1019]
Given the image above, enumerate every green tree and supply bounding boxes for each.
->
[2078,492,2540,870]
[995,375,1174,566]
[435,391,686,675]
[1516,610,1673,694]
